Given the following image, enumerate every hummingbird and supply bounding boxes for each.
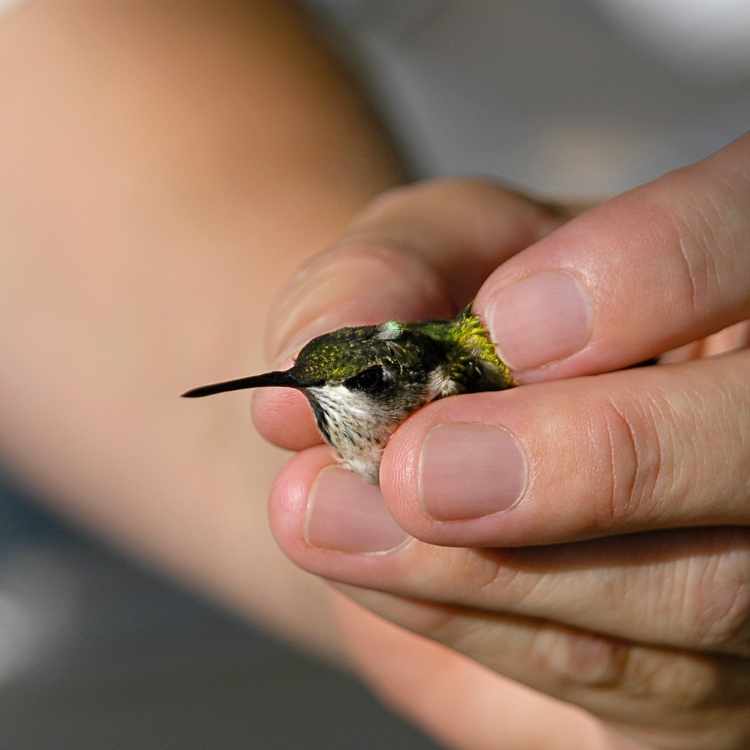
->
[182,306,514,484]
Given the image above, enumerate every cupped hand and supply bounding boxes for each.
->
[255,137,750,749]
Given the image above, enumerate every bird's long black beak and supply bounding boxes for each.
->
[181,370,298,398]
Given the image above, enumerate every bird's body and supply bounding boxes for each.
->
[183,306,513,483]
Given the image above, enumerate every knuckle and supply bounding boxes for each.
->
[423,177,508,205]
[411,178,539,217]
[358,177,519,223]
[356,183,422,219]
[658,190,724,318]
[443,548,510,597]
[673,217,716,319]
[526,625,627,689]
[413,547,538,610]
[622,647,725,711]
[684,531,750,653]
[593,396,668,531]
[404,177,503,202]
[357,179,494,218]
[391,599,462,643]
[461,548,542,606]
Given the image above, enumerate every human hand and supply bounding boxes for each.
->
[254,138,750,750]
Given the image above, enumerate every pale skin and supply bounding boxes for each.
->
[2,3,749,749]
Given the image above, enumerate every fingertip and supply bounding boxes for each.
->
[268,445,334,557]
[384,361,749,551]
[251,388,321,450]
[381,392,536,548]
[269,446,410,587]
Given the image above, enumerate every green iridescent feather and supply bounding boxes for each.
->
[418,305,514,390]
[291,304,513,393]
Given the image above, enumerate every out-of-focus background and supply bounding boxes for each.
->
[0,472,438,749]
[2,1,750,747]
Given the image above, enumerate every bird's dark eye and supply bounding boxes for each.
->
[344,366,391,394]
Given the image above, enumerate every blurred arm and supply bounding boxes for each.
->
[0,0,401,658]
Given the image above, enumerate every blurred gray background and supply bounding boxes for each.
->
[0,472,438,749]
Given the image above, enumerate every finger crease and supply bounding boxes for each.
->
[602,399,640,528]
[676,232,700,316]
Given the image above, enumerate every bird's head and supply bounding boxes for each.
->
[182,311,513,482]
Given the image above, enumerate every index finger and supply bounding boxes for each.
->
[252,180,567,450]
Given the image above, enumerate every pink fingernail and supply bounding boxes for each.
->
[305,466,408,554]
[419,423,528,521]
[486,271,592,373]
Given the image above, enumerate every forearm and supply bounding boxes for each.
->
[0,0,401,657]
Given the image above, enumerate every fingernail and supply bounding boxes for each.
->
[305,466,408,554]
[486,271,592,373]
[270,252,437,365]
[419,423,527,521]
